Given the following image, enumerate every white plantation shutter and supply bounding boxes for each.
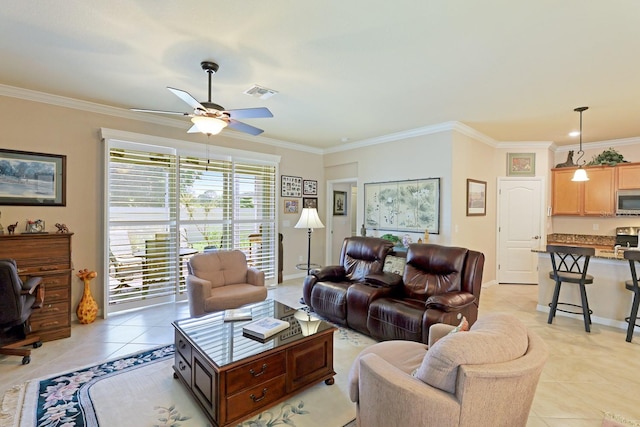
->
[105,135,277,316]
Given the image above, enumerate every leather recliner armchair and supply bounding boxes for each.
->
[366,243,484,343]
[302,237,394,325]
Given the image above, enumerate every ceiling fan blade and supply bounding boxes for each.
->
[226,107,273,119]
[186,124,200,134]
[131,108,190,116]
[167,87,206,111]
[227,119,264,136]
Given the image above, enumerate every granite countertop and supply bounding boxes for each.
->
[533,233,632,260]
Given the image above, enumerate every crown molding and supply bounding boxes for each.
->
[554,136,640,153]
[0,83,322,154]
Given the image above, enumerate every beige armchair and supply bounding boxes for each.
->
[348,313,548,427]
[186,250,267,317]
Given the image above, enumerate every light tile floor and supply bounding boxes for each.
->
[1,281,638,426]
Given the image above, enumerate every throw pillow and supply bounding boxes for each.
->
[383,255,405,275]
[447,315,469,335]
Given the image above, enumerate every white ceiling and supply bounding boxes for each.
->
[1,1,639,150]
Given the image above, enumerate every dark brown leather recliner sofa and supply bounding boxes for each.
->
[302,237,485,344]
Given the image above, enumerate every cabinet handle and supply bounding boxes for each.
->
[250,388,268,402]
[249,363,267,377]
[178,340,186,349]
[178,361,187,371]
[40,266,57,271]
[41,321,60,327]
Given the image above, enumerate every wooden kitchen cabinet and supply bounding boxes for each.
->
[551,166,615,216]
[617,163,640,189]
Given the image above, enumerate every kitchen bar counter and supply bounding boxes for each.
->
[534,246,632,331]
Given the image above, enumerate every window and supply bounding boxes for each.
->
[104,131,278,316]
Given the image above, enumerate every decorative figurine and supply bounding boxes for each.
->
[360,224,366,237]
[555,150,576,168]
[55,223,69,233]
[76,269,98,324]
[7,222,18,235]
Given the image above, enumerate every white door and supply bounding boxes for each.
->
[497,178,543,284]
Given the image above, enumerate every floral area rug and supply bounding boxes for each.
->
[1,327,374,427]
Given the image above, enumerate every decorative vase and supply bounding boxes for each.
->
[76,269,98,324]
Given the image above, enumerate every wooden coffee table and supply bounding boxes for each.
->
[172,300,336,427]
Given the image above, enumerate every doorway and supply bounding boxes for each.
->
[497,178,544,284]
[326,178,358,265]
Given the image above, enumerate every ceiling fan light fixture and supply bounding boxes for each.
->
[190,116,227,135]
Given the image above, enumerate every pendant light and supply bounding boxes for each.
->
[571,106,589,182]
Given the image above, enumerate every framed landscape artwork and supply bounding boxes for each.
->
[303,197,318,209]
[0,149,66,206]
[364,178,440,233]
[507,153,535,177]
[466,179,487,216]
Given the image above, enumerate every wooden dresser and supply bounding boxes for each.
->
[0,233,73,341]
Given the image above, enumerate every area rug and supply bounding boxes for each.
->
[1,327,374,427]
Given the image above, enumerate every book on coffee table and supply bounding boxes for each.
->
[242,317,290,339]
[223,308,253,322]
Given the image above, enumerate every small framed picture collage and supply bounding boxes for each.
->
[281,175,317,214]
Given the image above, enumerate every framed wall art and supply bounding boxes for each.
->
[283,199,299,214]
[466,179,487,216]
[333,191,347,216]
[303,197,318,209]
[303,179,317,195]
[507,153,535,177]
[281,175,302,197]
[0,149,66,206]
[364,178,440,234]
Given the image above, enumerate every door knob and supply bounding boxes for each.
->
[532,236,540,239]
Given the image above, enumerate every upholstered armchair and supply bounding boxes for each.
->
[186,250,267,317]
[366,243,484,343]
[302,237,394,324]
[348,313,548,427]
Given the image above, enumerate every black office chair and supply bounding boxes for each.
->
[547,245,595,333]
[623,250,640,343]
[0,259,44,364]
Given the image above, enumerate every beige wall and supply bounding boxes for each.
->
[0,95,323,312]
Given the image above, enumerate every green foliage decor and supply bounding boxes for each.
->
[587,147,627,166]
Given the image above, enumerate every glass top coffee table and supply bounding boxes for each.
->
[172,299,336,427]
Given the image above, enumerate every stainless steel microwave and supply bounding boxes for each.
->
[617,189,640,215]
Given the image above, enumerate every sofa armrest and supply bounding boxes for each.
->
[247,267,265,286]
[355,353,459,426]
[364,272,402,288]
[425,292,475,312]
[186,275,212,317]
[428,323,456,347]
[313,265,347,282]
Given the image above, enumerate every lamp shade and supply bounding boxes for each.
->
[571,167,589,182]
[294,310,322,336]
[295,208,325,229]
[190,116,228,135]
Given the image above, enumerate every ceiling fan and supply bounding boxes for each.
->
[131,61,273,136]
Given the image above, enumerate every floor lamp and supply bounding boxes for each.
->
[295,207,325,275]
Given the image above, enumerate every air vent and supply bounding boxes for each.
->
[243,84,278,100]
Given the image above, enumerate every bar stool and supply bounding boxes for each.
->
[623,250,640,342]
[547,245,595,332]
